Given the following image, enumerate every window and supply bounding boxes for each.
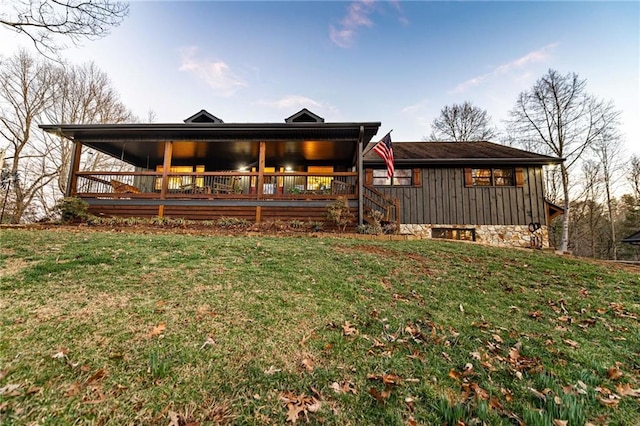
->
[470,168,515,187]
[432,228,476,241]
[373,169,412,186]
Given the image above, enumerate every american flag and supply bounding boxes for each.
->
[373,132,394,178]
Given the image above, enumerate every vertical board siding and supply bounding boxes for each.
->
[390,166,546,225]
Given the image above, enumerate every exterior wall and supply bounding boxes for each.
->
[400,223,550,249]
[371,166,548,226]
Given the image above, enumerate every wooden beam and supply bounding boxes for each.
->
[357,126,364,225]
[257,141,266,199]
[67,141,83,196]
[255,205,262,223]
[160,141,173,200]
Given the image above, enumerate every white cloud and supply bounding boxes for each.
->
[178,46,247,97]
[329,0,378,48]
[451,42,559,94]
[258,95,338,115]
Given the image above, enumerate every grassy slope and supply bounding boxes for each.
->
[0,228,638,425]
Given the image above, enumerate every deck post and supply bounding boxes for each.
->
[257,141,266,201]
[357,125,364,225]
[66,141,83,197]
[159,141,173,217]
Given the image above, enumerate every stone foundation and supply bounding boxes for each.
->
[400,223,549,249]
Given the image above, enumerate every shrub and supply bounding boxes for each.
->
[326,197,354,232]
[217,217,250,228]
[54,197,90,223]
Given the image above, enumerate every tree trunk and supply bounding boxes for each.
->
[560,164,570,252]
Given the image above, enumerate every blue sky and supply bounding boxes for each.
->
[3,1,639,155]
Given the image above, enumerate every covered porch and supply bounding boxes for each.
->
[42,111,382,224]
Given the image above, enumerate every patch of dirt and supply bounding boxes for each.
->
[0,258,32,278]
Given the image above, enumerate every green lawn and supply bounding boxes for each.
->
[1,228,639,425]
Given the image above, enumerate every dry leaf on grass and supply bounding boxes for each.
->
[597,395,621,407]
[368,387,391,403]
[563,339,580,348]
[149,322,166,337]
[281,392,321,424]
[342,321,358,336]
[0,384,21,397]
[264,366,282,375]
[616,383,640,397]
[329,381,357,395]
[552,420,568,426]
[607,367,623,380]
[200,336,215,349]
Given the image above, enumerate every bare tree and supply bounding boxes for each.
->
[0,50,57,223]
[0,50,133,222]
[507,69,620,252]
[629,155,640,200]
[590,117,624,259]
[428,101,497,141]
[44,61,133,195]
[0,0,128,55]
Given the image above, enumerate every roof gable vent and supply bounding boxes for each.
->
[184,110,224,124]
[285,108,325,123]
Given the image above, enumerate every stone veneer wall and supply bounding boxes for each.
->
[400,224,549,249]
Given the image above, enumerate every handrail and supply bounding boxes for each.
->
[362,184,400,231]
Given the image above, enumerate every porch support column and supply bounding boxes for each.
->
[159,141,173,217]
[66,141,82,197]
[255,140,266,222]
[357,126,364,225]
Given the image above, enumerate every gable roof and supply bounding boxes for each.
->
[285,108,325,123]
[184,110,224,124]
[364,141,563,166]
[621,230,640,245]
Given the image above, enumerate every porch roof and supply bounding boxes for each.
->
[40,121,381,169]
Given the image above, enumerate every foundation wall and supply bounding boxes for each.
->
[400,223,549,249]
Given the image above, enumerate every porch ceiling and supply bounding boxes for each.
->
[40,122,381,169]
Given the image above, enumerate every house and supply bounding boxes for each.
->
[621,230,640,245]
[362,141,563,248]
[41,109,563,247]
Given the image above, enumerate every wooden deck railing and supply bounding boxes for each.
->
[363,184,400,230]
[74,171,358,200]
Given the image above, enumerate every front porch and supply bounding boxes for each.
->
[72,169,359,224]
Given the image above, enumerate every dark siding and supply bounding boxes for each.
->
[371,166,547,225]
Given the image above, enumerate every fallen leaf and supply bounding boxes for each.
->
[563,339,580,348]
[84,368,107,386]
[368,387,390,403]
[52,349,69,359]
[528,387,546,401]
[168,410,185,426]
[459,304,464,313]
[407,416,418,426]
[299,357,314,373]
[264,366,282,375]
[64,382,81,397]
[607,367,623,380]
[552,420,568,426]
[598,395,620,407]
[492,334,503,343]
[342,321,358,336]
[0,384,21,397]
[200,336,215,349]
[148,322,166,337]
[616,383,640,397]
[26,386,42,395]
[307,400,322,413]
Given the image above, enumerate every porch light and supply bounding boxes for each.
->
[238,165,247,171]
[285,165,293,172]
